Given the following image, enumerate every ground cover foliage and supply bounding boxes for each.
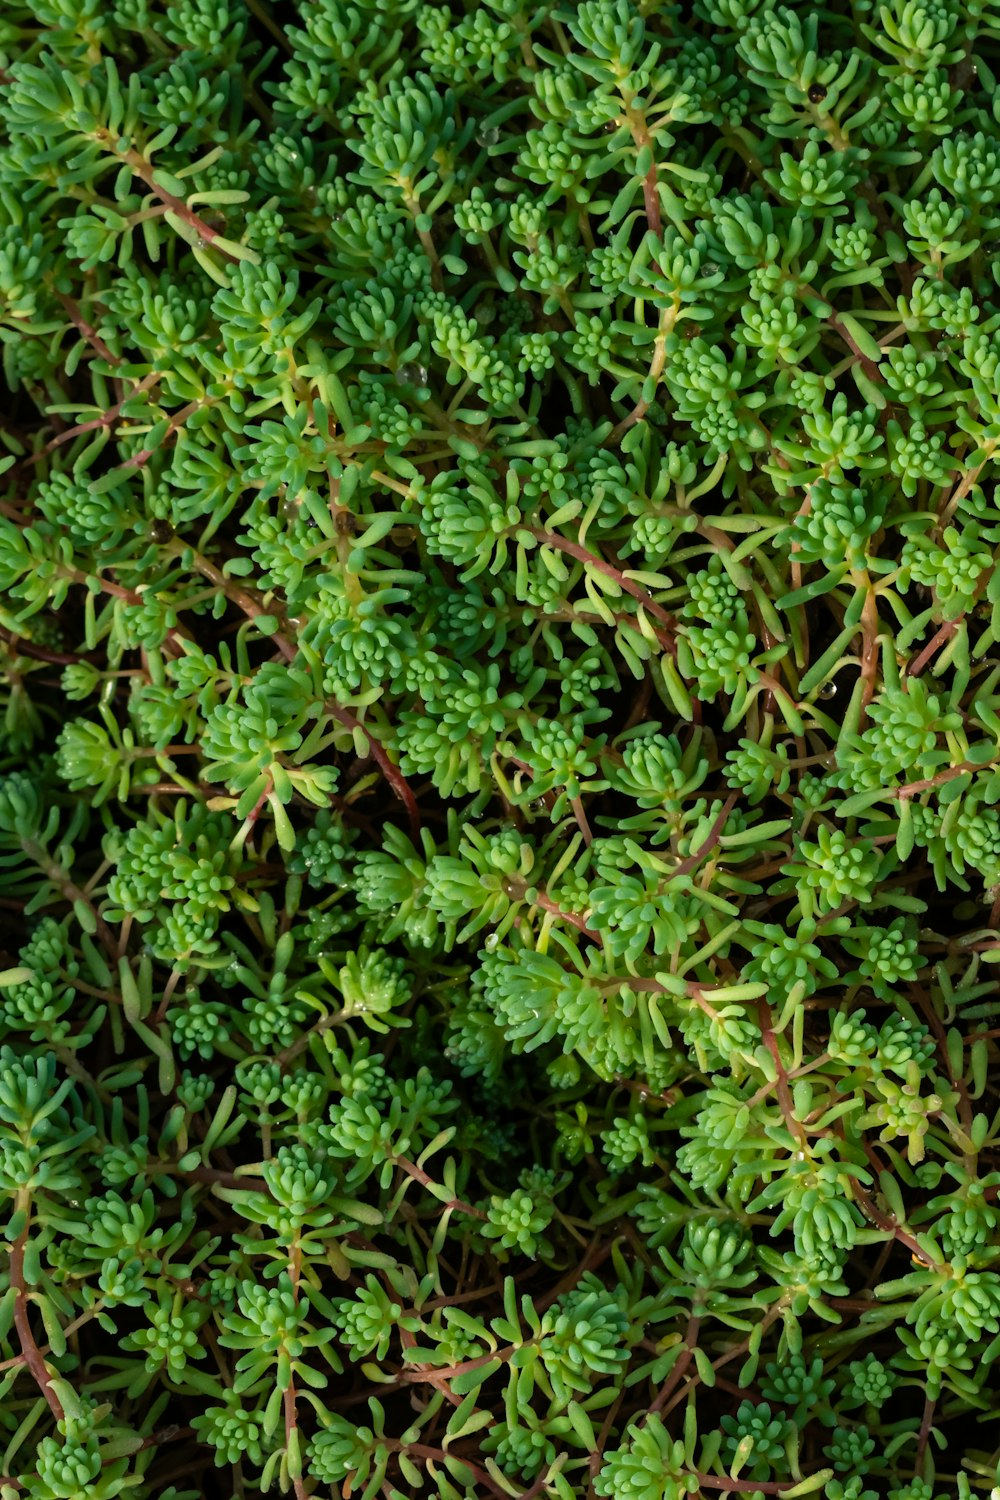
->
[4,0,1000,1496]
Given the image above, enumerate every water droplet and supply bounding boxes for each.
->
[818,680,837,699]
[603,121,618,134]
[397,363,428,386]
[476,126,500,148]
[483,932,500,951]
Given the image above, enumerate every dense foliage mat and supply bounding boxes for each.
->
[6,0,1000,1496]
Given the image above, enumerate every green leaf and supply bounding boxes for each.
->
[451,1358,501,1396]
[836,311,884,365]
[837,788,888,817]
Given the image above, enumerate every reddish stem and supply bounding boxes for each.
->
[327,701,421,836]
[113,397,208,475]
[757,999,809,1149]
[0,627,92,666]
[849,1179,937,1268]
[893,760,980,800]
[10,1222,64,1420]
[905,619,957,678]
[698,1477,821,1494]
[627,118,661,237]
[646,1312,702,1416]
[532,888,600,940]
[531,529,676,633]
[858,584,880,718]
[95,132,236,257]
[397,1443,507,1497]
[570,793,593,846]
[393,1156,487,1221]
[175,543,421,831]
[282,1382,308,1500]
[672,793,738,879]
[28,371,162,463]
[55,291,120,367]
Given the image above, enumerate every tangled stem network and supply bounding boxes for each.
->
[4,1,1000,1499]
